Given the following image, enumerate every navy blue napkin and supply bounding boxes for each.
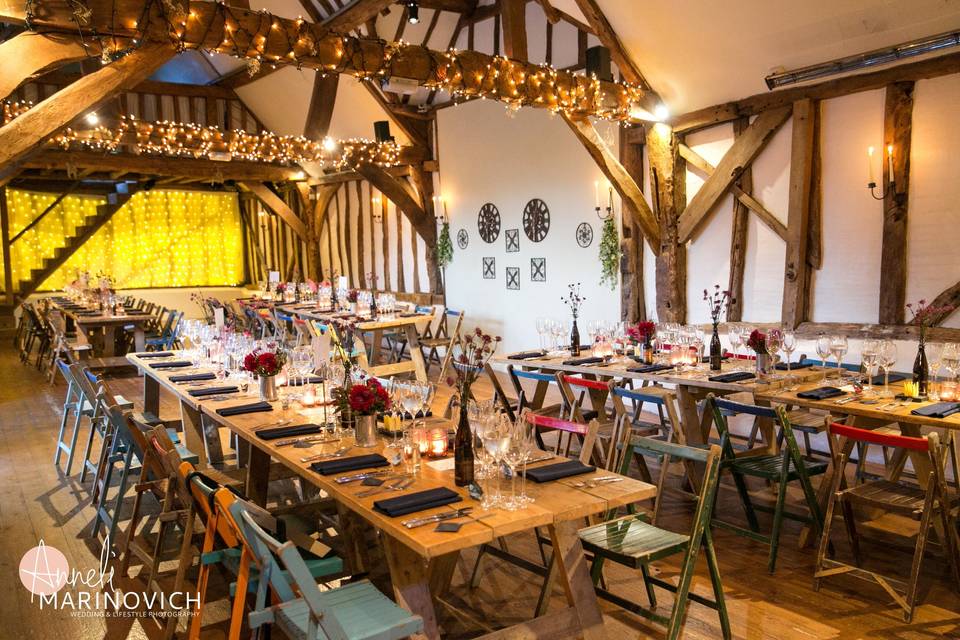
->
[526,460,596,483]
[169,372,217,383]
[774,361,812,370]
[257,423,323,440]
[562,356,605,366]
[310,454,389,476]
[149,360,193,369]
[373,487,462,517]
[797,386,845,400]
[911,402,960,419]
[135,351,174,359]
[216,401,273,417]
[188,385,239,398]
[508,350,547,360]
[628,363,673,374]
[283,376,323,387]
[866,373,908,385]
[709,371,756,383]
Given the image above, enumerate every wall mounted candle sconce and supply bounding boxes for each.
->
[594,180,614,220]
[867,144,902,201]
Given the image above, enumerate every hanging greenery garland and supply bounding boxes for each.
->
[437,222,454,267]
[598,216,620,289]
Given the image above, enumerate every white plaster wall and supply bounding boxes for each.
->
[438,100,624,353]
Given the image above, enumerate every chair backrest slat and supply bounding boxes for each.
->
[828,422,931,452]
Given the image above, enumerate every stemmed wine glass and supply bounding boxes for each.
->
[816,334,832,382]
[861,338,880,396]
[535,317,548,351]
[878,339,898,398]
[728,324,744,370]
[513,411,536,505]
[830,335,849,379]
[781,328,797,386]
[481,418,513,509]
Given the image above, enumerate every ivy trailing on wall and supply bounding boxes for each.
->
[598,216,620,289]
[437,221,454,267]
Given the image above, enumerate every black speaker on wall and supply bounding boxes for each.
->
[374,120,393,143]
[586,46,613,82]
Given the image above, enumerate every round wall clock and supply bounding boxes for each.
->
[522,198,550,242]
[576,222,594,248]
[478,203,501,243]
[457,228,469,249]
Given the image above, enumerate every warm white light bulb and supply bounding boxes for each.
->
[653,103,669,121]
[85,112,99,125]
[322,136,336,152]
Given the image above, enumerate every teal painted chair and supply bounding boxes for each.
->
[228,495,424,640]
[580,436,730,640]
[707,395,827,573]
[53,360,96,476]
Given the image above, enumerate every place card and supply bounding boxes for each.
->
[435,522,463,533]
[426,458,455,472]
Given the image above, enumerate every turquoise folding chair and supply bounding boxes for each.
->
[231,499,424,640]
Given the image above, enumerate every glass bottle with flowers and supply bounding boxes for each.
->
[704,285,734,371]
[339,378,391,447]
[907,299,955,398]
[447,327,502,486]
[243,347,287,401]
[746,329,771,377]
[561,283,586,356]
[346,288,359,314]
[626,320,657,365]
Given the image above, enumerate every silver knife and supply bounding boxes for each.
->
[274,436,340,447]
[335,470,391,484]
[402,507,474,529]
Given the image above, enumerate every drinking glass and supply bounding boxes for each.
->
[878,339,898,398]
[535,317,548,350]
[514,412,536,505]
[830,335,849,379]
[728,324,743,370]
[481,423,512,510]
[861,339,880,395]
[781,329,797,385]
[816,334,832,382]
[942,343,960,380]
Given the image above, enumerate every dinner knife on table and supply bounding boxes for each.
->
[402,507,474,529]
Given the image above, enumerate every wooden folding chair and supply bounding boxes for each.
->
[555,373,616,467]
[506,364,562,420]
[708,395,827,573]
[580,437,730,640]
[814,421,960,622]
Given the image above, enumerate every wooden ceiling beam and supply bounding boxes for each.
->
[501,0,528,61]
[0,32,104,102]
[323,0,395,33]
[676,105,792,242]
[0,41,176,183]
[573,0,650,91]
[304,72,339,139]
[563,114,661,252]
[239,181,309,239]
[355,162,432,239]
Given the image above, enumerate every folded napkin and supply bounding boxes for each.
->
[866,372,908,385]
[187,385,239,398]
[508,350,547,360]
[526,459,596,483]
[399,312,420,318]
[169,372,216,383]
[774,361,813,370]
[216,401,273,417]
[256,423,323,440]
[562,356,605,366]
[373,487,462,517]
[284,376,323,387]
[135,351,174,359]
[149,360,193,369]
[797,386,845,400]
[628,363,674,374]
[310,454,389,476]
[708,371,756,383]
[911,402,960,419]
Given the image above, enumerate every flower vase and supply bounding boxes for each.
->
[570,319,581,356]
[259,375,278,402]
[454,391,475,486]
[350,302,358,315]
[913,339,929,399]
[355,414,378,447]
[709,323,723,371]
[755,353,772,378]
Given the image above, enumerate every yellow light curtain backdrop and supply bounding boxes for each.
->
[3,189,244,291]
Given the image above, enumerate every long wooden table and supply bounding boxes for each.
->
[278,303,433,383]
[52,299,153,355]
[128,352,656,639]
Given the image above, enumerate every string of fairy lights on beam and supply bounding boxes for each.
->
[21,0,656,121]
[2,101,407,168]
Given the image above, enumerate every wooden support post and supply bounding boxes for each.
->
[381,195,391,290]
[304,72,339,140]
[239,182,308,240]
[676,106,792,242]
[618,125,645,322]
[646,124,686,323]
[782,99,816,328]
[408,163,442,294]
[0,187,11,304]
[727,117,751,321]
[878,81,914,325]
[807,105,823,271]
[501,0,528,60]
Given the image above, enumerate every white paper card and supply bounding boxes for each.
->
[426,458,455,472]
[268,270,280,283]
[313,334,331,368]
[214,307,225,329]
[338,275,348,289]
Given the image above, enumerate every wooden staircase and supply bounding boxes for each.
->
[14,180,147,300]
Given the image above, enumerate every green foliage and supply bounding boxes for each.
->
[598,216,620,290]
[437,222,454,267]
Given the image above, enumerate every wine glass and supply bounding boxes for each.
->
[481,422,513,510]
[781,329,797,386]
[816,334,832,382]
[535,317,548,351]
[728,324,743,370]
[513,411,536,505]
[878,339,898,398]
[861,339,880,395]
[830,335,849,378]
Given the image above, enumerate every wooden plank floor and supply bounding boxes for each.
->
[1,345,959,639]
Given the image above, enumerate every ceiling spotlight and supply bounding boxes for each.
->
[85,112,99,125]
[407,1,419,24]
[653,104,669,121]
[322,136,337,152]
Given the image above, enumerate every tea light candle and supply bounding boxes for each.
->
[941,382,957,401]
[428,429,449,458]
[302,387,316,407]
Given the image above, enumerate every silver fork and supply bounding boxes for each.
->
[357,477,415,498]
[300,446,352,463]
[252,419,292,432]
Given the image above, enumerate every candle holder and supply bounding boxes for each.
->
[595,205,612,220]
